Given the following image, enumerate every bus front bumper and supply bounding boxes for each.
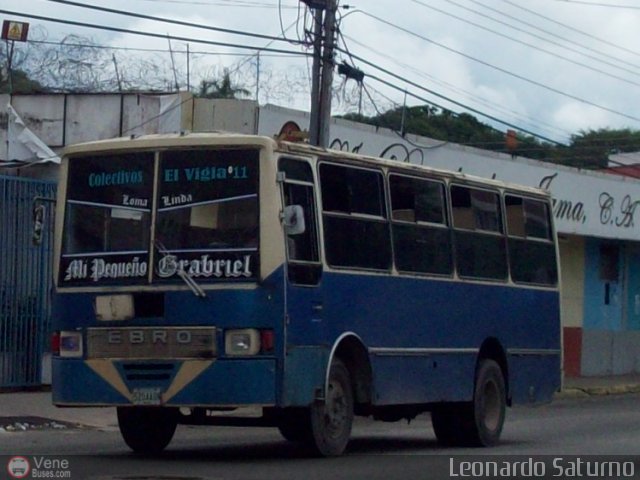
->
[52,357,277,407]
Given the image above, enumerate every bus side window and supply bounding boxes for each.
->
[506,195,557,285]
[451,185,507,281]
[389,174,452,275]
[320,163,391,271]
[279,158,322,285]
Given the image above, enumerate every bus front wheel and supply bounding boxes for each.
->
[309,359,354,456]
[432,359,506,447]
[117,406,178,454]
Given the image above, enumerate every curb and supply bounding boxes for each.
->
[555,383,640,399]
[555,388,590,399]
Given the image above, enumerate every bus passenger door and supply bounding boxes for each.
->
[278,158,325,404]
[279,158,323,324]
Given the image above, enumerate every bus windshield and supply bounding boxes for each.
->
[153,149,259,283]
[59,148,259,286]
[155,149,258,252]
[63,152,154,257]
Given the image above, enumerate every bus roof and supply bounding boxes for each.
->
[277,139,549,198]
[62,132,549,198]
[62,132,276,156]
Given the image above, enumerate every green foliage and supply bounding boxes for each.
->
[568,128,640,168]
[341,106,640,169]
[0,68,47,94]
[195,69,249,99]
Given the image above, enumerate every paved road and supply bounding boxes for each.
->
[1,394,639,479]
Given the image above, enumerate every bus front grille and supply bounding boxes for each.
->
[122,363,175,381]
[86,327,217,359]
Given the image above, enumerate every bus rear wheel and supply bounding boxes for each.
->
[117,406,178,454]
[432,359,506,447]
[309,359,354,456]
[277,409,312,443]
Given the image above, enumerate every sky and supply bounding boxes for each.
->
[3,0,640,145]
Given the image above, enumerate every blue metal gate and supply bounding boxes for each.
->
[0,175,56,388]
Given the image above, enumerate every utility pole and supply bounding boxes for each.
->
[308,6,323,146]
[304,0,338,148]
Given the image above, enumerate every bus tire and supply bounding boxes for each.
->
[461,359,506,446]
[277,409,312,443]
[432,359,506,447]
[309,358,354,456]
[117,406,178,454]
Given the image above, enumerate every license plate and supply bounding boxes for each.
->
[132,388,162,405]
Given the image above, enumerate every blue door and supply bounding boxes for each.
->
[626,249,640,331]
[0,176,56,387]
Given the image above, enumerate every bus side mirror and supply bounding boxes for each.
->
[283,205,306,235]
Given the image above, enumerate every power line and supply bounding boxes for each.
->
[341,34,574,140]
[7,2,639,149]
[359,83,451,155]
[123,0,298,7]
[45,0,305,45]
[355,88,640,168]
[334,43,565,145]
[469,0,640,73]
[366,70,563,145]
[442,0,640,76]
[353,10,640,126]
[223,16,303,93]
[548,0,640,8]
[411,0,640,88]
[27,38,293,58]
[0,8,310,57]
[338,34,640,146]
[500,0,640,60]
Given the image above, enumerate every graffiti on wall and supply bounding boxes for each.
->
[330,137,425,165]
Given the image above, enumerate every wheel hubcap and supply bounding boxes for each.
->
[481,379,501,432]
[324,379,348,438]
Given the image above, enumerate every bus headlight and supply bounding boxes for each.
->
[225,329,260,356]
[59,331,83,358]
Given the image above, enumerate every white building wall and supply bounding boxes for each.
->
[257,104,640,244]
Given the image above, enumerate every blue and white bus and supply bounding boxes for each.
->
[51,133,561,456]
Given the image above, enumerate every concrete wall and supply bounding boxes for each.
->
[2,92,188,157]
[193,98,257,133]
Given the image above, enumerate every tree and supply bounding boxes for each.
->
[340,104,640,170]
[342,105,506,151]
[566,128,640,169]
[195,69,249,99]
[0,68,46,94]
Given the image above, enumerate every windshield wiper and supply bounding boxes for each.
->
[155,240,207,298]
